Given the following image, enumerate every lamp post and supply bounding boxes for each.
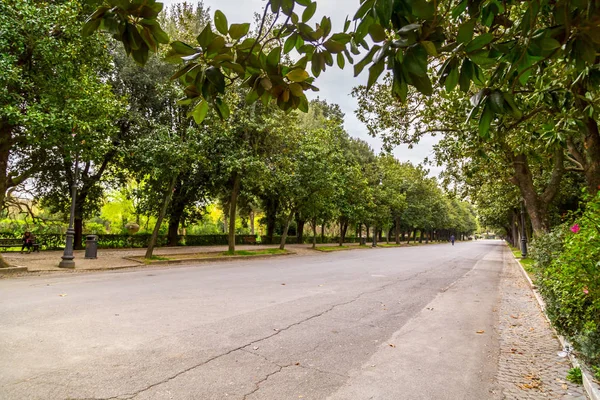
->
[520,199,528,258]
[59,152,79,268]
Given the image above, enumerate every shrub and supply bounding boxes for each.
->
[531,192,600,367]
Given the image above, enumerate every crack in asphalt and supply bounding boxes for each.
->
[69,265,448,400]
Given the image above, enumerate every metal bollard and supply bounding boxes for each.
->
[85,235,98,259]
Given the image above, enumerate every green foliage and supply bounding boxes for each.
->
[531,192,600,365]
[566,367,583,384]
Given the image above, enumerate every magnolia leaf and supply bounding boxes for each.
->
[214,10,228,35]
[286,69,309,82]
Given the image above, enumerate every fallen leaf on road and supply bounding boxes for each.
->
[295,362,300,365]
[562,384,568,390]
[281,283,286,285]
[476,330,485,334]
[59,294,67,297]
[273,328,279,331]
[388,344,396,348]
[511,315,519,319]
[253,346,259,350]
[318,284,323,287]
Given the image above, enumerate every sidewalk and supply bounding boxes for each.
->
[496,248,588,399]
[2,243,362,273]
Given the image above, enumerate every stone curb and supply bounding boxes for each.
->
[0,266,28,275]
[509,246,600,400]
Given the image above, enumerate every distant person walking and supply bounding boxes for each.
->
[450,234,455,246]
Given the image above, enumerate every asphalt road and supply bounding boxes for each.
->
[0,241,506,400]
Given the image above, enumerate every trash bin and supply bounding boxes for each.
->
[85,235,98,259]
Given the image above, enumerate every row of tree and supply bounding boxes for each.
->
[0,1,477,266]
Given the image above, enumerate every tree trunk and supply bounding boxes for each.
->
[263,197,278,245]
[583,118,600,196]
[365,225,370,241]
[395,217,400,244]
[296,214,305,245]
[279,209,294,250]
[311,219,317,249]
[320,223,325,243]
[74,218,83,250]
[511,152,563,235]
[167,201,185,247]
[339,219,344,246]
[145,175,177,259]
[250,210,255,235]
[228,173,241,253]
[372,224,377,247]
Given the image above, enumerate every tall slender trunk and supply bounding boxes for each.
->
[311,219,317,249]
[320,223,325,243]
[395,217,400,244]
[250,210,255,235]
[279,209,294,250]
[228,173,241,253]
[145,175,177,259]
[296,214,305,245]
[74,218,83,250]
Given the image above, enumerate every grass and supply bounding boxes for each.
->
[221,249,288,256]
[377,243,405,247]
[136,248,289,263]
[509,244,536,281]
[314,245,355,252]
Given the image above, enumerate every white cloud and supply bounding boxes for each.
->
[161,0,443,176]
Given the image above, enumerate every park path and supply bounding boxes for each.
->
[0,241,587,399]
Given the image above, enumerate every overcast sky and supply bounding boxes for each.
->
[162,0,442,176]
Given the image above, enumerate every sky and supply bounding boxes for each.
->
[161,0,442,176]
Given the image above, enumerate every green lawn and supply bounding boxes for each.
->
[222,249,288,256]
[314,245,355,252]
[509,245,536,280]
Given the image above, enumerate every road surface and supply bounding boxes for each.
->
[0,241,506,399]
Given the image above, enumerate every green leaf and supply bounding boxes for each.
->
[409,73,433,96]
[353,45,380,77]
[149,25,169,44]
[323,39,345,53]
[404,46,428,76]
[302,2,317,22]
[421,41,437,56]
[229,23,250,40]
[489,90,505,113]
[284,33,297,54]
[368,23,387,42]
[367,59,385,90]
[375,0,393,28]
[286,69,310,82]
[267,47,281,67]
[214,10,228,35]
[457,19,475,44]
[82,18,101,37]
[503,92,522,118]
[353,0,375,21]
[245,89,260,104]
[412,0,435,19]
[459,58,473,92]
[289,82,304,96]
[170,63,196,80]
[445,65,459,92]
[478,101,493,138]
[215,98,230,120]
[451,0,467,19]
[189,100,209,124]
[197,25,214,48]
[466,33,494,53]
[337,52,346,69]
[539,37,561,51]
[206,67,225,93]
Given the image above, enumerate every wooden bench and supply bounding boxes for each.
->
[0,238,40,252]
[242,236,257,245]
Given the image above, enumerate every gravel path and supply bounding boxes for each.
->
[496,251,587,399]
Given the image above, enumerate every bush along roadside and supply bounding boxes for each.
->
[530,191,600,374]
